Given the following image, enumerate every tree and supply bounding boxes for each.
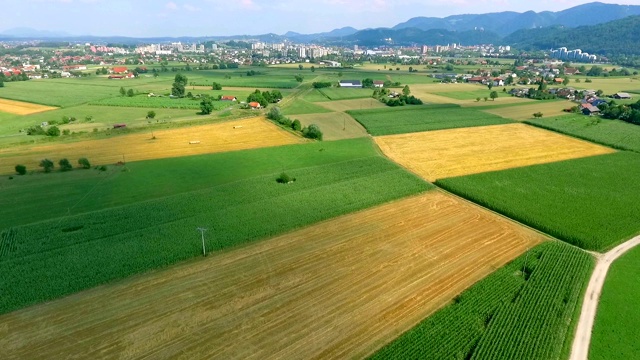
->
[126,88,134,97]
[267,106,283,121]
[476,97,481,102]
[119,86,126,96]
[172,73,187,97]
[484,97,488,102]
[298,64,304,70]
[302,124,323,140]
[408,66,413,72]
[310,66,315,72]
[402,85,411,96]
[200,98,214,114]
[46,126,60,137]
[15,164,26,175]
[295,74,304,83]
[146,110,156,119]
[563,77,570,86]
[533,112,543,118]
[39,159,54,173]
[362,78,374,88]
[59,158,73,171]
[78,158,91,169]
[490,91,498,101]
[292,119,302,131]
[211,82,222,90]
[247,91,268,107]
[596,89,604,97]
[487,83,493,90]
[0,80,4,88]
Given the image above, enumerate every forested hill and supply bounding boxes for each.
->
[503,16,640,56]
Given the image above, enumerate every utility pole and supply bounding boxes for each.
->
[197,227,208,256]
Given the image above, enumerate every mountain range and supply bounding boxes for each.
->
[1,2,639,52]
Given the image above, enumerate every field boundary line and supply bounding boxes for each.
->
[569,234,640,360]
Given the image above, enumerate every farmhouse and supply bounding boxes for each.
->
[339,80,362,88]
[581,104,600,115]
[467,76,485,84]
[221,95,237,101]
[112,66,128,74]
[249,102,262,109]
[373,80,385,88]
[614,92,632,100]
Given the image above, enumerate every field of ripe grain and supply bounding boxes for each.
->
[0,98,57,115]
[0,191,545,360]
[483,100,570,120]
[410,84,535,107]
[0,117,303,174]
[375,123,615,181]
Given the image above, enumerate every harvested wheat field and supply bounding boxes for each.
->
[317,98,386,112]
[0,98,57,115]
[410,84,534,107]
[0,117,303,174]
[0,191,545,360]
[295,112,368,140]
[375,123,615,182]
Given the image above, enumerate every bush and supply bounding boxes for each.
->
[312,81,332,88]
[211,82,222,90]
[46,126,60,137]
[267,106,283,121]
[302,124,323,141]
[78,158,91,169]
[39,159,54,173]
[276,172,296,184]
[26,126,46,135]
[15,164,26,175]
[533,112,544,118]
[59,158,73,171]
[147,110,156,119]
[292,119,302,131]
[62,129,71,135]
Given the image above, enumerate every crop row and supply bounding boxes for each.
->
[89,96,231,110]
[0,156,431,314]
[370,241,594,360]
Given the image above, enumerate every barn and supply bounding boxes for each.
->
[339,80,362,88]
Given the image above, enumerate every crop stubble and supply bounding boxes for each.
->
[0,98,57,115]
[0,191,545,360]
[375,123,615,181]
[0,117,303,174]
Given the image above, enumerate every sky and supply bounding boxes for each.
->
[2,0,639,37]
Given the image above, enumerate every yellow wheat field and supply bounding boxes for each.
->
[375,123,616,181]
[0,98,57,115]
[0,117,303,174]
[0,191,545,360]
[483,100,572,120]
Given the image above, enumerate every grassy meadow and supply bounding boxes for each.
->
[437,152,640,251]
[372,241,593,360]
[347,104,513,136]
[590,246,640,360]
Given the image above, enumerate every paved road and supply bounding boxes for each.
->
[569,235,640,360]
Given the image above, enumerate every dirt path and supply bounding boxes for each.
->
[569,234,640,360]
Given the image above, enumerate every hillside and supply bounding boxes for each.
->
[343,28,501,47]
[503,16,640,55]
[393,2,640,36]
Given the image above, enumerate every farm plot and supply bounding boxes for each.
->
[483,100,570,120]
[347,105,512,136]
[317,87,373,101]
[0,80,120,107]
[436,152,640,251]
[0,191,545,359]
[293,112,368,140]
[316,98,386,112]
[590,246,640,360]
[374,123,614,181]
[281,99,333,115]
[0,117,302,175]
[372,241,594,360]
[526,115,640,153]
[0,155,431,314]
[0,98,57,115]
[89,95,231,110]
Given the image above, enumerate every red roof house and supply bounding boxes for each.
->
[249,102,262,109]
[112,66,128,74]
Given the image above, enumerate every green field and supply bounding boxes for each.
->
[347,104,513,136]
[281,99,333,115]
[590,246,640,360]
[437,152,640,251]
[0,138,432,314]
[90,95,231,110]
[371,241,593,360]
[526,115,640,152]
[0,80,121,107]
[317,87,373,101]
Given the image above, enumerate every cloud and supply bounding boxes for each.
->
[165,1,178,10]
[183,4,199,11]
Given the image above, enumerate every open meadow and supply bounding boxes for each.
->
[0,191,545,359]
[437,152,640,251]
[0,117,302,174]
[281,99,333,115]
[526,115,640,152]
[0,138,431,313]
[589,246,640,360]
[372,241,593,360]
[293,112,368,141]
[374,123,615,181]
[348,105,512,136]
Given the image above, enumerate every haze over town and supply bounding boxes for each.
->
[2,0,639,37]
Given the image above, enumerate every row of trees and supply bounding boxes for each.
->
[119,87,135,97]
[15,157,91,175]
[247,89,283,107]
[599,100,640,125]
[373,86,423,107]
[267,107,322,140]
